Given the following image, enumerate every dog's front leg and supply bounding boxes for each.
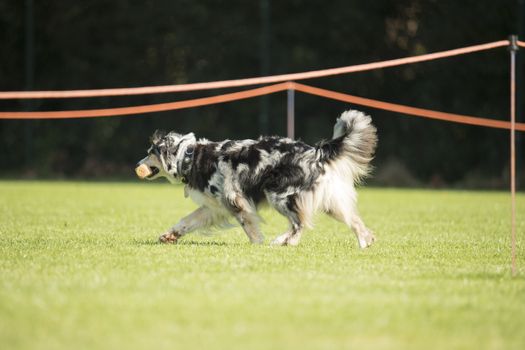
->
[159,206,214,244]
[233,209,264,244]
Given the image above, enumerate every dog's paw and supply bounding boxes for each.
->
[358,230,376,248]
[250,237,265,245]
[159,231,180,244]
[286,234,301,246]
[270,233,291,246]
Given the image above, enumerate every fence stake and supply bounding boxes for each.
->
[509,35,518,277]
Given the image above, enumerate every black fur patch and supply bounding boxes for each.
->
[228,145,261,171]
[256,136,311,154]
[186,143,219,192]
[315,136,345,163]
[209,185,219,195]
[264,160,318,193]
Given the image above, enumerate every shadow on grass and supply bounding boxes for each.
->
[178,240,229,246]
[452,271,520,281]
[132,238,229,247]
[420,271,520,281]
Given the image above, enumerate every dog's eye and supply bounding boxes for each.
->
[149,147,161,158]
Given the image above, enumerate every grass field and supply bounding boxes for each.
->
[0,181,524,350]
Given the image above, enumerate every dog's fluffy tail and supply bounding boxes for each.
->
[316,110,377,183]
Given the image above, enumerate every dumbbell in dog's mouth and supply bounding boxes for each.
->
[135,164,160,179]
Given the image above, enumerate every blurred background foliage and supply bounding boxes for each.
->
[0,0,523,188]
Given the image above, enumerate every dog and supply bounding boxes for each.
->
[135,110,377,247]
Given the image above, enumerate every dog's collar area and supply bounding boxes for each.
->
[180,146,195,184]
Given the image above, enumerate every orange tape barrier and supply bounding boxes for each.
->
[518,40,525,47]
[0,83,291,119]
[291,82,525,132]
[1,81,524,132]
[0,40,510,99]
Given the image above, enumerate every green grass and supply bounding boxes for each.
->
[0,181,524,350]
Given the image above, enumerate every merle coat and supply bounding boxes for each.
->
[136,110,377,247]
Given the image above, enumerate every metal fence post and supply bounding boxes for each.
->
[287,87,295,139]
[509,35,518,276]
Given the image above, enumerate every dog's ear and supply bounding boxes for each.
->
[180,132,196,143]
[150,130,167,144]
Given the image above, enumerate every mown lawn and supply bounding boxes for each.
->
[0,181,524,350]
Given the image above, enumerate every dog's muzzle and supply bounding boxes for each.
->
[135,164,159,179]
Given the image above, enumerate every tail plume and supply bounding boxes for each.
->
[317,110,377,182]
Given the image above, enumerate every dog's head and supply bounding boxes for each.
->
[135,130,196,182]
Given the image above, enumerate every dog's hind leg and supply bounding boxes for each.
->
[159,206,215,243]
[328,207,375,248]
[267,193,306,246]
[348,213,375,248]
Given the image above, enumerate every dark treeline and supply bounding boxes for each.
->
[0,0,523,188]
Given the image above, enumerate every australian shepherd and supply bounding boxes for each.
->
[135,110,377,247]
